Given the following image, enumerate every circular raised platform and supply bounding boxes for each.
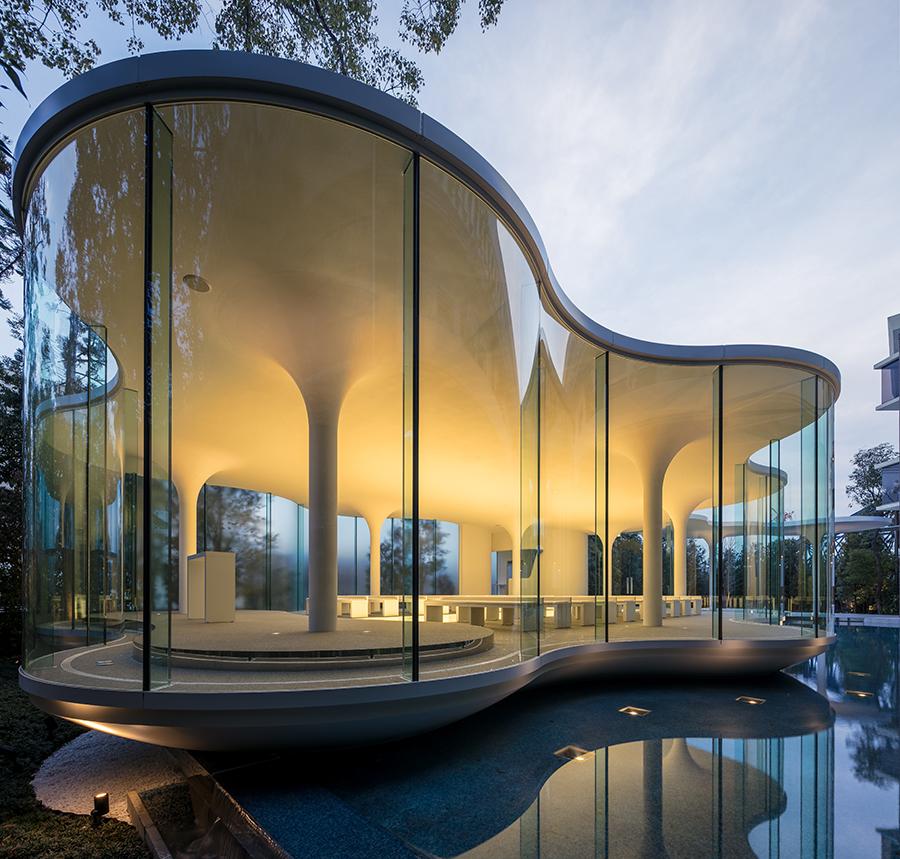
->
[133,610,494,670]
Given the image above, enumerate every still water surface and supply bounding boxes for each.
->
[206,625,899,858]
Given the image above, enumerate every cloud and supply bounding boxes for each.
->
[416,0,900,512]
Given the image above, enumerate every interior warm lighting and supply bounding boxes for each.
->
[846,690,874,698]
[736,696,766,706]
[554,745,594,761]
[618,706,650,717]
[183,273,211,293]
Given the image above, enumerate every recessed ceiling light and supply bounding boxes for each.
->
[554,745,594,761]
[736,696,766,706]
[183,274,211,293]
[618,706,650,717]
[846,690,874,698]
[847,671,871,678]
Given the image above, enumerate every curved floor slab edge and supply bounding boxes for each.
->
[20,636,833,750]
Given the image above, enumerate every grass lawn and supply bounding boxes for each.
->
[0,658,149,859]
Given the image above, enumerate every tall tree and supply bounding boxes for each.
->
[847,442,898,514]
[0,313,21,652]
[835,443,900,615]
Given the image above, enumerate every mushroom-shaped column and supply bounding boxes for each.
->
[641,458,668,627]
[360,508,392,600]
[666,500,705,598]
[306,399,340,632]
[174,476,204,615]
[173,457,220,616]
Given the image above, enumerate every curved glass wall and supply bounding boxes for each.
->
[21,98,836,694]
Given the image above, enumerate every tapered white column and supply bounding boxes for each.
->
[365,514,383,599]
[176,479,203,615]
[642,464,665,627]
[672,510,690,598]
[308,406,339,632]
[509,526,521,596]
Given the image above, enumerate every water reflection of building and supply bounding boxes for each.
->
[461,734,832,859]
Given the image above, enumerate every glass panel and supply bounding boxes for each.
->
[595,352,609,641]
[712,365,722,639]
[22,110,145,688]
[521,328,540,659]
[201,486,267,608]
[164,101,407,689]
[607,354,715,641]
[270,493,301,611]
[148,107,174,688]
[817,378,835,637]
[721,364,829,639]
[402,154,416,680]
[419,158,540,673]
[539,307,604,651]
[199,484,311,611]
[798,375,818,637]
[355,516,371,596]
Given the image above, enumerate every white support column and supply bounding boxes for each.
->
[308,406,339,633]
[508,524,521,596]
[365,514,383,599]
[642,464,665,627]
[672,510,689,598]
[175,478,204,616]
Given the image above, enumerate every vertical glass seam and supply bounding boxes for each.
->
[813,376,820,637]
[141,104,154,692]
[604,351,609,644]
[411,151,420,681]
[536,342,542,656]
[717,364,724,642]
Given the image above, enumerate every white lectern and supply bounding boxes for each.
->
[187,551,236,622]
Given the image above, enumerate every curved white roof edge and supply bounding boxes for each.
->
[12,49,841,394]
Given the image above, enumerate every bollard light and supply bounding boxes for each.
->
[91,792,110,828]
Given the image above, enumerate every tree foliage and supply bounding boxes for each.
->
[835,444,900,615]
[847,442,898,514]
[0,319,21,653]
[1,0,504,110]
[0,0,506,652]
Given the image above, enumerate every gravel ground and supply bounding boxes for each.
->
[32,731,184,822]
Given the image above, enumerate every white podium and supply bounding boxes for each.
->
[187,551,236,622]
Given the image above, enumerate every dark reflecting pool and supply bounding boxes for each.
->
[789,624,900,858]
[196,625,899,858]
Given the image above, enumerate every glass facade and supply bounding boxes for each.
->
[21,97,837,695]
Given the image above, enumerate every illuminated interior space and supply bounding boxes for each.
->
[15,51,839,748]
